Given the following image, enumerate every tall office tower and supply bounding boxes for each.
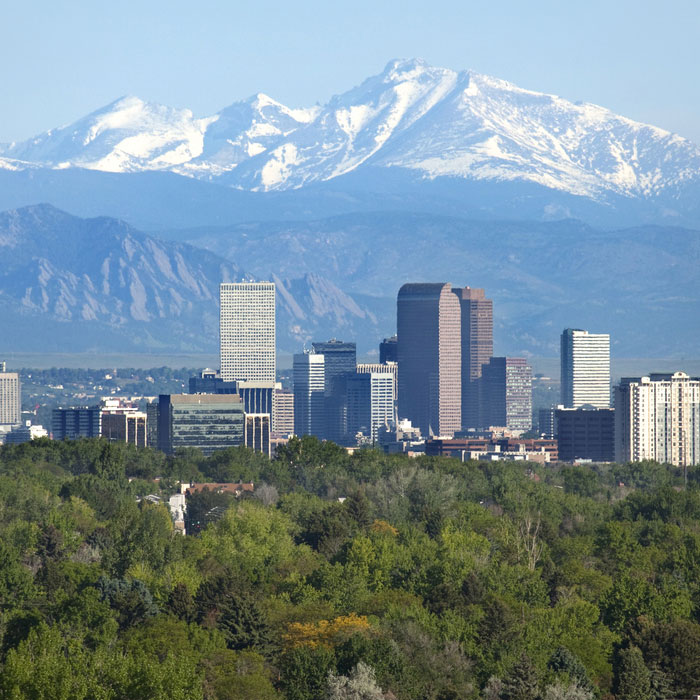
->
[312,339,356,442]
[346,372,396,444]
[220,282,276,382]
[0,363,21,426]
[452,287,493,429]
[379,336,398,364]
[615,372,700,467]
[357,362,398,410]
[293,353,325,438]
[397,283,461,437]
[157,394,244,456]
[481,357,532,432]
[560,329,610,408]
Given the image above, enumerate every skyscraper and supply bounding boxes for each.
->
[220,282,276,383]
[0,362,21,427]
[346,372,395,444]
[311,339,356,442]
[480,357,532,431]
[293,352,325,438]
[379,336,398,364]
[452,287,493,428]
[397,283,461,437]
[615,372,700,467]
[560,329,610,408]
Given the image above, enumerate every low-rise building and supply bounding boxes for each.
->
[426,437,558,462]
[556,406,614,462]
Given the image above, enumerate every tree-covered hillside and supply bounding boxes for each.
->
[1,437,699,699]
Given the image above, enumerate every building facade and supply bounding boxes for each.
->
[244,413,271,457]
[379,336,398,364]
[346,372,395,444]
[220,282,276,383]
[273,387,294,435]
[311,339,356,442]
[556,407,615,462]
[397,283,461,437]
[101,412,148,447]
[452,287,493,429]
[615,372,700,467]
[157,394,245,456]
[52,408,101,440]
[0,362,21,426]
[293,353,325,438]
[481,357,532,432]
[560,329,610,408]
[357,362,398,407]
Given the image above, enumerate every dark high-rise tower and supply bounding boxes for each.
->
[379,336,398,364]
[311,339,357,443]
[480,357,532,431]
[452,287,493,429]
[397,283,461,437]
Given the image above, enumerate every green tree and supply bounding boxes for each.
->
[501,654,540,700]
[613,646,652,700]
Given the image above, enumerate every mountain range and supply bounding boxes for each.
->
[2,59,700,229]
[0,205,391,354]
[1,60,699,360]
[1,204,698,358]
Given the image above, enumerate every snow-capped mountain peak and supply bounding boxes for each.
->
[2,59,699,202]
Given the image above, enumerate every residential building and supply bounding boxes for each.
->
[615,372,700,467]
[157,394,245,456]
[52,408,101,440]
[220,282,276,383]
[293,352,325,438]
[560,329,611,408]
[244,413,271,457]
[0,362,21,427]
[556,406,615,462]
[480,357,532,432]
[346,372,395,444]
[452,287,493,429]
[397,283,461,437]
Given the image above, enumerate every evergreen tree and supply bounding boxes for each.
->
[613,646,652,700]
[501,654,539,700]
[548,647,593,691]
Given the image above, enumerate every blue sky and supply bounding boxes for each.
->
[2,0,699,143]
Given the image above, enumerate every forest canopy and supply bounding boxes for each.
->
[1,436,699,700]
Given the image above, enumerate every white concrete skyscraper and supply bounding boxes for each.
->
[0,362,21,427]
[560,329,610,408]
[293,352,325,438]
[220,282,276,383]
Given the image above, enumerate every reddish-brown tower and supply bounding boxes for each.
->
[452,286,493,428]
[397,283,461,437]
